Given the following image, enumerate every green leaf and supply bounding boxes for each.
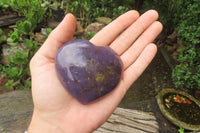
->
[3,80,12,89]
[1,73,7,78]
[9,67,19,79]
[23,39,33,49]
[7,56,14,63]
[178,127,184,133]
[7,38,18,46]
[23,20,32,33]
[0,35,7,41]
[14,51,28,64]
[23,80,31,90]
[46,28,52,36]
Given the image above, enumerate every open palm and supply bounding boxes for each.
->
[28,10,162,133]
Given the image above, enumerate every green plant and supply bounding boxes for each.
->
[7,0,46,45]
[112,6,129,17]
[11,0,47,23]
[9,0,48,37]
[172,0,200,90]
[2,0,54,90]
[2,39,39,90]
[86,31,96,40]
[7,28,22,46]
[0,0,10,9]
[142,0,182,35]
[65,0,132,27]
[66,0,91,27]
[178,127,184,133]
[0,29,7,44]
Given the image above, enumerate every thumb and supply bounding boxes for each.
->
[36,13,77,61]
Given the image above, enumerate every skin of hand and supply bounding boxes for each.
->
[28,10,162,133]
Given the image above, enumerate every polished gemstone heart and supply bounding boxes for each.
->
[55,39,123,104]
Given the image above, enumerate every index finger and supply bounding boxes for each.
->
[90,10,139,46]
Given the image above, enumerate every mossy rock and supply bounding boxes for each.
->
[95,17,112,25]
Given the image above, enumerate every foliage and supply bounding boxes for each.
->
[10,0,47,33]
[65,0,131,27]
[112,6,129,17]
[178,127,184,133]
[172,0,200,90]
[10,0,47,23]
[7,29,22,46]
[0,0,10,9]
[1,0,51,90]
[2,40,39,90]
[142,0,182,35]
[0,29,7,44]
[86,31,96,40]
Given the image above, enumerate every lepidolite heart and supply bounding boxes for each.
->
[55,39,123,104]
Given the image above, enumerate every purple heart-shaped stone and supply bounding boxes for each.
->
[55,39,123,104]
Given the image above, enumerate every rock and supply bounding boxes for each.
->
[95,17,112,25]
[95,107,159,133]
[35,33,45,43]
[0,44,27,65]
[0,15,24,28]
[47,9,65,29]
[74,21,84,36]
[85,22,105,33]
[0,90,33,133]
[47,18,60,29]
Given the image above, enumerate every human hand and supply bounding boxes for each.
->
[28,10,162,133]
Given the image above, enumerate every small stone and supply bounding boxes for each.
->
[95,17,112,25]
[35,33,45,43]
[85,22,105,33]
[47,18,60,29]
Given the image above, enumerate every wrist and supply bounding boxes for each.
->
[28,111,64,133]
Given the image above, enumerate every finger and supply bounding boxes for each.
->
[122,43,157,91]
[110,10,159,55]
[36,13,76,60]
[121,21,163,69]
[90,10,139,46]
[87,44,157,121]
